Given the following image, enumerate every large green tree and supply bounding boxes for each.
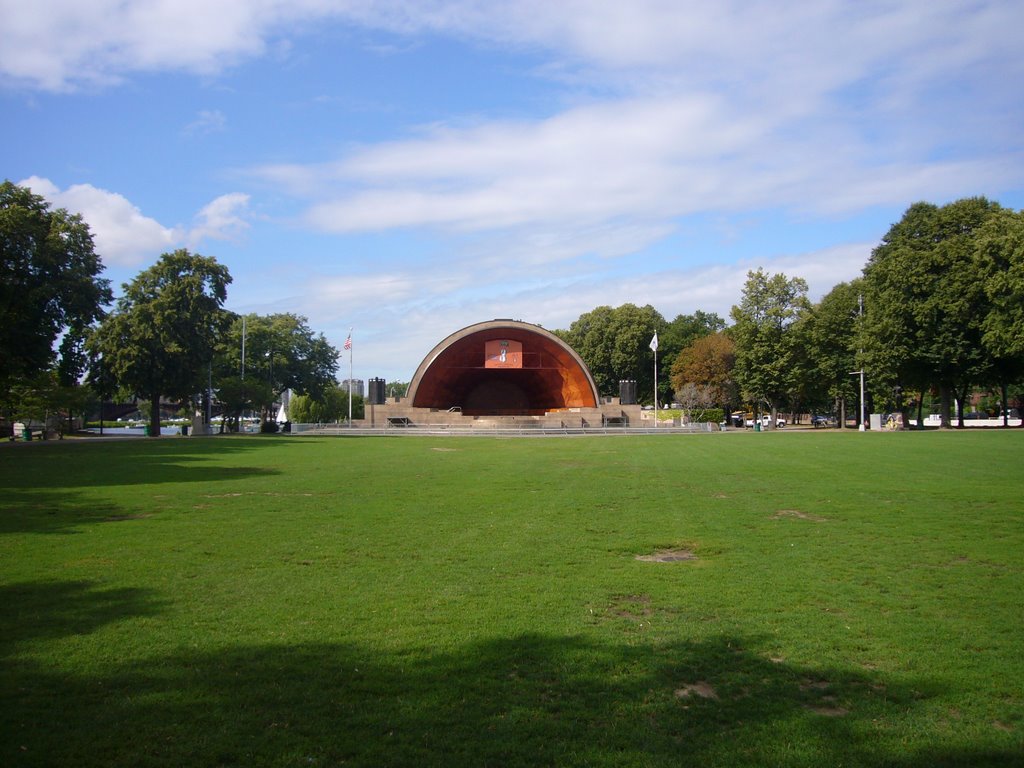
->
[669,332,736,410]
[289,384,364,424]
[862,198,1002,427]
[89,250,232,437]
[0,180,111,394]
[557,303,664,402]
[657,310,726,404]
[976,208,1024,425]
[730,269,810,428]
[800,279,863,427]
[214,313,340,427]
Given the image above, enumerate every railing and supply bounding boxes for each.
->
[289,423,717,437]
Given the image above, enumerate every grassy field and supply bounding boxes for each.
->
[1,430,1022,767]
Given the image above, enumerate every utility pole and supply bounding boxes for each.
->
[850,294,866,431]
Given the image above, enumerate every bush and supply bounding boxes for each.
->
[689,408,724,424]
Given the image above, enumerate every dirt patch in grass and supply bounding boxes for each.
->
[607,594,653,619]
[203,492,315,498]
[808,703,850,717]
[430,447,458,452]
[675,681,718,700]
[101,513,152,522]
[636,548,697,562]
[772,509,826,522]
[800,678,849,717]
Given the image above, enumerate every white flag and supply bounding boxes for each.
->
[649,332,659,352]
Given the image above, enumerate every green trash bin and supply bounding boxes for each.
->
[22,427,31,441]
[754,421,761,432]
[143,425,151,437]
[181,424,189,436]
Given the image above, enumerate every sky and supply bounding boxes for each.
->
[3,1,1023,384]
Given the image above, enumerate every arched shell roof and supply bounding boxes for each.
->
[407,320,599,415]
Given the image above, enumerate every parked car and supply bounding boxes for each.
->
[761,415,786,428]
[811,414,833,428]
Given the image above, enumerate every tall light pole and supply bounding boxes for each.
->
[346,328,353,427]
[850,294,866,431]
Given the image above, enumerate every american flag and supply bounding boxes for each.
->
[344,334,352,351]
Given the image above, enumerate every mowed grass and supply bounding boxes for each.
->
[1,431,1022,767]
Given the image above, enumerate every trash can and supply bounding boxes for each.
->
[143,425,151,437]
[754,421,761,432]
[23,427,31,441]
[181,424,189,436]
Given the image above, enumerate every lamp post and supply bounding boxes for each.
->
[851,294,866,431]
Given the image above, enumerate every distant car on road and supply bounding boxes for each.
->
[811,414,834,428]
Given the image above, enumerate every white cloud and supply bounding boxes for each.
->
[283,86,1017,258]
[184,109,227,136]
[19,175,179,266]
[187,192,251,245]
[269,237,870,383]
[18,177,253,266]
[4,2,1020,108]
[0,0,273,89]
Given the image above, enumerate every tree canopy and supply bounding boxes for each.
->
[89,249,232,437]
[861,198,1003,426]
[729,269,809,425]
[556,303,663,401]
[669,332,736,409]
[796,279,863,422]
[552,196,1024,429]
[214,313,340,426]
[0,180,111,392]
[289,384,363,424]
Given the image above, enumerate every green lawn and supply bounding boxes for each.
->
[2,431,1022,767]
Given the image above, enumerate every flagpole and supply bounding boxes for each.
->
[347,327,353,428]
[649,331,659,428]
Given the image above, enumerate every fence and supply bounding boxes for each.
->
[289,422,717,437]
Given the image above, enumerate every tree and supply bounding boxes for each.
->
[976,208,1024,426]
[729,269,810,428]
[0,180,112,392]
[658,311,726,404]
[214,313,339,426]
[289,385,364,423]
[557,303,664,401]
[800,280,863,427]
[673,382,715,425]
[669,332,736,410]
[89,250,232,438]
[862,198,1002,427]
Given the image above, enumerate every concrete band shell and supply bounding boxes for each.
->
[407,320,600,415]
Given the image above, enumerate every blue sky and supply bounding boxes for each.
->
[3,1,1023,383]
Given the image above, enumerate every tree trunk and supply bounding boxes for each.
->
[917,392,924,429]
[1001,382,1009,427]
[149,393,161,438]
[939,385,952,429]
[839,397,845,429]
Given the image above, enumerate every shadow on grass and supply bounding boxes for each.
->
[0,438,283,535]
[0,580,168,651]
[3,587,1019,768]
[0,436,285,491]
